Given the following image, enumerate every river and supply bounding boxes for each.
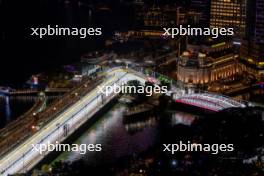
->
[0,95,57,129]
[51,88,264,166]
[0,96,35,128]
[52,103,197,166]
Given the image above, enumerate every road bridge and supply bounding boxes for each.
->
[0,68,245,175]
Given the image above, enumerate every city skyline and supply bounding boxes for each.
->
[0,0,263,175]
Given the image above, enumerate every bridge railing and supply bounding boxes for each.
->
[176,98,223,111]
[0,98,46,158]
[0,95,45,136]
[106,66,245,109]
[0,69,132,174]
[0,75,105,160]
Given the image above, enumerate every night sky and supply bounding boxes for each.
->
[0,0,189,86]
[0,0,110,85]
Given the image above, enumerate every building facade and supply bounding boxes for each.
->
[177,39,241,88]
[135,5,178,27]
[210,0,246,37]
[190,0,210,26]
[240,0,264,80]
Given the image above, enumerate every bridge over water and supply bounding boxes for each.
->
[173,92,245,112]
[0,88,70,96]
[0,67,246,175]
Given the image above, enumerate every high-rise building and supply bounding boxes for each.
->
[240,0,264,80]
[246,0,264,44]
[135,5,179,28]
[190,0,210,26]
[210,0,246,37]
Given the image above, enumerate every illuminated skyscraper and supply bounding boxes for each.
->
[240,0,264,80]
[210,0,246,37]
[255,0,264,44]
[247,0,264,44]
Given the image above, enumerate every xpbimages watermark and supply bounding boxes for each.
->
[163,141,234,155]
[30,25,102,38]
[32,141,102,155]
[97,83,168,96]
[163,25,234,38]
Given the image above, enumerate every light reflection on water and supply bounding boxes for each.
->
[58,104,198,165]
[0,96,57,128]
[170,111,196,126]
[0,96,35,128]
[4,96,11,122]
[124,117,157,133]
[63,104,159,164]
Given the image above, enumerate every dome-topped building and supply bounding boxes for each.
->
[177,38,242,88]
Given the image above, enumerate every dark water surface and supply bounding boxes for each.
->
[0,96,35,128]
[54,104,196,166]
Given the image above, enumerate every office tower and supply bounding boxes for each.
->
[255,0,264,44]
[190,0,210,26]
[210,0,246,37]
[241,0,264,80]
[247,0,264,44]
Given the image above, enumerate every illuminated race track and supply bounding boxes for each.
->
[0,68,146,176]
[0,67,245,175]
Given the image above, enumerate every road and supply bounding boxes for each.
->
[0,68,146,175]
